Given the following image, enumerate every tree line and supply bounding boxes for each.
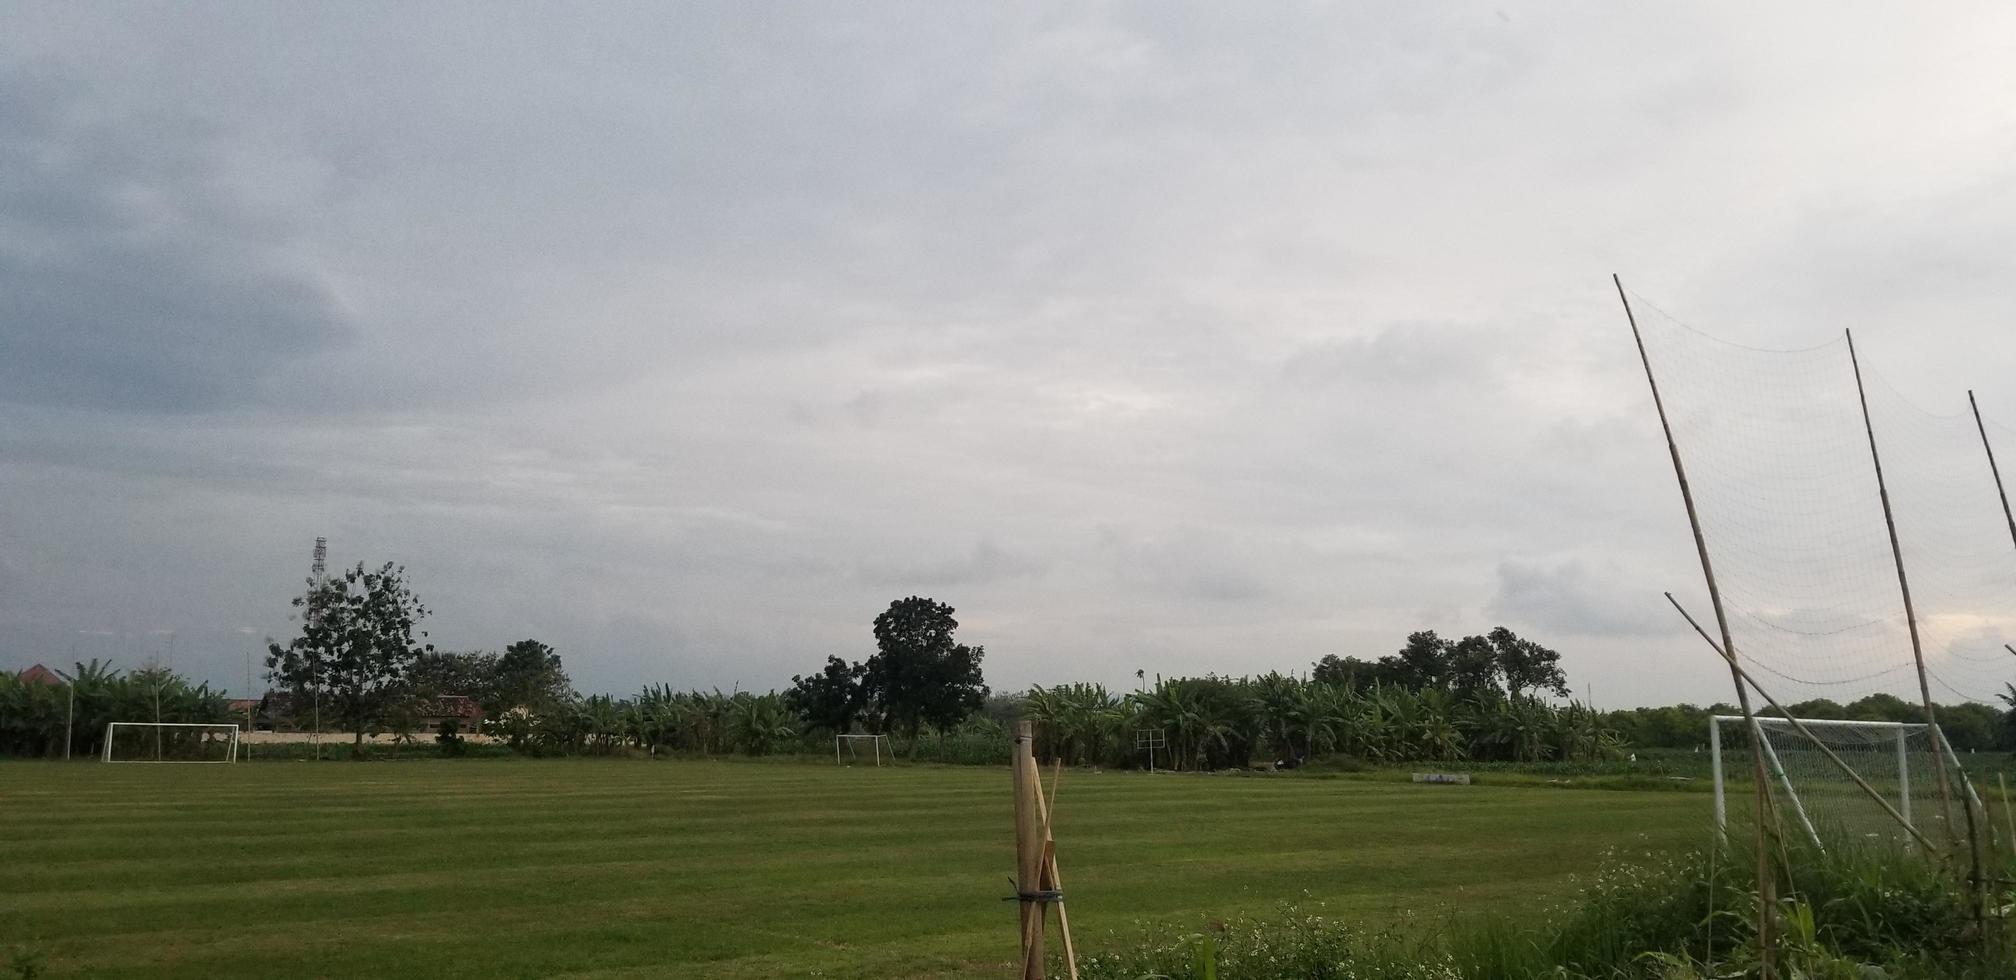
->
[10,559,2015,764]
[0,660,231,759]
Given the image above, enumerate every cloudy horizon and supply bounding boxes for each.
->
[4,3,2015,708]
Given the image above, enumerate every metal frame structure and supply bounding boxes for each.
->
[1133,728,1165,772]
[834,732,888,767]
[103,722,242,764]
[1709,715,1936,846]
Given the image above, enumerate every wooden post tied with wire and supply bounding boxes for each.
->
[1011,721,1077,979]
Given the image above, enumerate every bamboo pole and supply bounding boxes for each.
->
[1991,774,2007,850]
[1012,721,1046,979]
[1669,594,1941,856]
[1969,391,2016,553]
[1846,330,1956,830]
[1616,276,1778,976]
[1035,760,1078,979]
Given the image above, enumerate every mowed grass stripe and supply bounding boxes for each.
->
[0,760,1707,979]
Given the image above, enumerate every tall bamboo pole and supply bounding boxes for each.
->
[1615,275,1777,976]
[1012,721,1046,979]
[1968,391,2016,553]
[1845,330,1955,829]
[1035,760,1079,979]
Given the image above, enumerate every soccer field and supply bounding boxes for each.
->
[0,760,1706,979]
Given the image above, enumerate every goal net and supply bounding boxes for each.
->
[103,722,241,764]
[835,733,887,767]
[1711,715,1972,845]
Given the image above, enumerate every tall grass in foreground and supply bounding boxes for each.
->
[1083,832,2016,979]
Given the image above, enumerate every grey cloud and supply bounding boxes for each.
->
[4,6,2015,710]
[1098,525,1273,603]
[857,539,1047,589]
[0,73,348,413]
[1488,558,1672,638]
[1281,323,1499,390]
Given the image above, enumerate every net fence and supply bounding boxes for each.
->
[104,724,239,763]
[1630,294,2016,710]
[1713,716,1964,844]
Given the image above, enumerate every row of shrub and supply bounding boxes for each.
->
[1025,674,1622,771]
[0,660,232,758]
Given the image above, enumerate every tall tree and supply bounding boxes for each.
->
[1487,626,1569,699]
[493,639,573,715]
[266,562,433,747]
[785,656,867,734]
[863,596,989,751]
[408,650,500,705]
[1383,631,1451,691]
[1447,635,1506,695]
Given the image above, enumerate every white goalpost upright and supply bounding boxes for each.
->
[835,733,888,767]
[103,722,242,764]
[1709,715,1968,846]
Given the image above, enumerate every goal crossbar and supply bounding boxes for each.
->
[1708,714,1958,849]
[103,722,242,764]
[834,733,887,767]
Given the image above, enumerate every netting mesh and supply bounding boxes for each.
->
[1630,294,2016,707]
[104,725,237,763]
[1714,717,1964,843]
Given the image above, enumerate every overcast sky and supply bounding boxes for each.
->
[4,3,2015,707]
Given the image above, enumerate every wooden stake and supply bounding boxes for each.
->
[1846,330,1956,832]
[1616,276,1778,977]
[1013,721,1047,979]
[1035,760,1078,979]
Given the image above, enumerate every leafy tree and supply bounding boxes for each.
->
[1781,698,1848,720]
[408,650,500,706]
[1487,626,1570,699]
[1445,635,1503,696]
[1937,701,2001,751]
[1311,655,1386,689]
[0,659,230,759]
[863,596,989,753]
[785,655,866,734]
[493,639,574,715]
[1383,631,1451,691]
[265,561,434,748]
[1845,693,1919,724]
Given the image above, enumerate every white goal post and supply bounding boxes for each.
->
[103,722,242,764]
[1709,714,1975,846]
[835,733,888,767]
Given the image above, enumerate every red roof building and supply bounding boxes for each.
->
[17,664,62,686]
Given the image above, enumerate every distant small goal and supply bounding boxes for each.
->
[835,733,888,767]
[103,722,242,764]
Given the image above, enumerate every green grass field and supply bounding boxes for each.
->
[0,759,1708,979]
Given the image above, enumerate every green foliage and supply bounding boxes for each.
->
[783,655,866,734]
[265,562,434,747]
[1022,672,1622,771]
[494,639,572,715]
[1086,833,2016,979]
[865,596,990,749]
[0,660,231,758]
[434,718,465,755]
[407,650,501,708]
